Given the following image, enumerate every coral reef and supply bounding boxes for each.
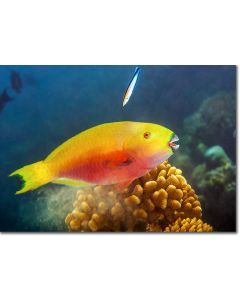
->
[204,145,231,169]
[191,145,236,231]
[170,91,236,232]
[65,161,212,232]
[183,92,236,162]
[164,217,213,232]
[146,218,213,232]
[170,152,194,179]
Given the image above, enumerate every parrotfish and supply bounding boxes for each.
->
[10,121,179,194]
[123,67,140,107]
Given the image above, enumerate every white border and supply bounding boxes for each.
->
[0,1,239,300]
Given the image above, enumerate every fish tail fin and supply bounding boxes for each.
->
[9,161,53,194]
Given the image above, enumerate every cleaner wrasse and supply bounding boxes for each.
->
[123,67,140,107]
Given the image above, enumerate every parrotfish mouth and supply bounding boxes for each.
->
[168,134,180,152]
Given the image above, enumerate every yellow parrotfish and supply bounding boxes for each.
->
[10,121,179,194]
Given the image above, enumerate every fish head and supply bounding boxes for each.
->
[123,122,179,168]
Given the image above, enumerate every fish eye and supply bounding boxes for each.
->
[143,132,151,139]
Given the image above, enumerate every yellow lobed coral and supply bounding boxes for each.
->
[164,217,213,232]
[146,218,213,232]
[65,161,210,232]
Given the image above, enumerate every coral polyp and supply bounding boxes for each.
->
[146,217,213,232]
[164,217,213,232]
[65,161,211,232]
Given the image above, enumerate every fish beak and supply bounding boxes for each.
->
[168,134,180,152]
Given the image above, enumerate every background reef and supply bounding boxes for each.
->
[0,66,236,232]
[171,92,236,231]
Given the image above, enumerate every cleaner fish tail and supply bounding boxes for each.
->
[9,161,54,194]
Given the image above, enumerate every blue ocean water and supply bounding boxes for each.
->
[0,66,236,231]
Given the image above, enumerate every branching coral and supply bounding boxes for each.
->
[65,161,211,232]
[146,218,213,232]
[164,217,213,232]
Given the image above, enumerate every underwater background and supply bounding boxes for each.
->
[0,65,236,232]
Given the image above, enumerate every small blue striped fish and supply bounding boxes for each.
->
[123,67,140,106]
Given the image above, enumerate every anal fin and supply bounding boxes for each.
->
[53,178,92,188]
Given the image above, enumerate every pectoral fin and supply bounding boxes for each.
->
[103,157,134,169]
